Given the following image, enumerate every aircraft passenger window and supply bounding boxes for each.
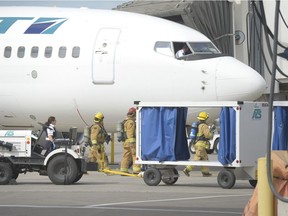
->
[17,46,25,58]
[72,46,80,58]
[58,46,66,58]
[189,42,220,54]
[31,46,39,58]
[154,42,173,57]
[4,46,12,58]
[44,46,53,58]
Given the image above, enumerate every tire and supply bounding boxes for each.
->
[217,169,236,189]
[47,155,78,185]
[10,165,19,180]
[188,142,195,154]
[162,168,179,185]
[12,171,19,180]
[73,173,84,183]
[143,167,162,186]
[206,149,214,154]
[249,180,257,188]
[214,138,219,154]
[0,162,13,185]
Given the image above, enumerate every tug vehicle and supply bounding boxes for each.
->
[0,128,87,185]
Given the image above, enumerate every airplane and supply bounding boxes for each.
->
[0,6,266,134]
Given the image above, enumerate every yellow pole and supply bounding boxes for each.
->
[110,133,115,164]
[258,157,274,216]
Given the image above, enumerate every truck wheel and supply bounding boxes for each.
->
[12,171,19,180]
[47,155,78,185]
[162,168,178,185]
[206,149,214,154]
[0,162,13,185]
[217,169,236,189]
[143,167,161,186]
[249,180,257,188]
[188,142,195,154]
[73,173,84,183]
[214,138,219,154]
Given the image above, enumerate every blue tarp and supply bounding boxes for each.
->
[272,106,288,150]
[141,107,190,161]
[218,107,236,165]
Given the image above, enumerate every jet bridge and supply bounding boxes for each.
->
[135,101,271,189]
[116,0,234,56]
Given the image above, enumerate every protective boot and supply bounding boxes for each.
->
[183,168,190,177]
[202,172,212,177]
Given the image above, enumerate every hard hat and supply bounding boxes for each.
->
[128,107,136,113]
[197,112,209,121]
[127,107,136,117]
[94,112,104,122]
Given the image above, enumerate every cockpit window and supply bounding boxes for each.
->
[154,41,173,57]
[174,42,192,58]
[189,42,220,54]
[155,41,220,59]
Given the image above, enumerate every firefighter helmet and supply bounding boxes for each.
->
[128,107,136,113]
[94,112,104,122]
[127,107,136,117]
[197,112,209,121]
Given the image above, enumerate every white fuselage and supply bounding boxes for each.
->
[0,7,266,132]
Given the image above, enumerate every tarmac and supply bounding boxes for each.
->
[0,147,255,216]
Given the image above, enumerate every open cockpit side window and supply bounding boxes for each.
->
[174,42,192,58]
[154,41,220,60]
[173,41,220,60]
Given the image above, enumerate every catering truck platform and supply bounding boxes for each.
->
[135,101,271,189]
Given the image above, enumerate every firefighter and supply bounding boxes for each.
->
[120,107,141,174]
[89,112,110,171]
[183,111,213,177]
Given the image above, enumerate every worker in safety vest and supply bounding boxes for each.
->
[183,111,213,177]
[120,107,141,174]
[89,112,110,171]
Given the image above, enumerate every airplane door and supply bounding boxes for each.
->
[92,28,121,84]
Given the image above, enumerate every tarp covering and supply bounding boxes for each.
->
[218,107,236,165]
[140,107,190,161]
[272,106,288,150]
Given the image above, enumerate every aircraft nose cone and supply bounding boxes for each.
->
[216,57,266,101]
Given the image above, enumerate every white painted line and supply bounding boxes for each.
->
[86,193,251,207]
[0,194,250,215]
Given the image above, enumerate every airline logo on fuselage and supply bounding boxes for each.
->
[0,17,67,34]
